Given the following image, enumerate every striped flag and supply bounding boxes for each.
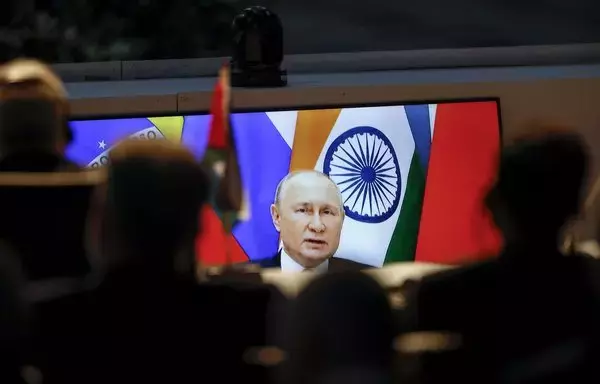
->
[228,112,292,261]
[383,105,430,263]
[194,102,293,266]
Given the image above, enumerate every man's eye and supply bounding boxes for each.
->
[296,208,307,213]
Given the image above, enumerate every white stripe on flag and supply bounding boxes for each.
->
[266,111,297,149]
[428,104,437,141]
[313,106,416,267]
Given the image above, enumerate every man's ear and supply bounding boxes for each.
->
[270,204,281,232]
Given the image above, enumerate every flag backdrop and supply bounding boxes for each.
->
[68,100,501,266]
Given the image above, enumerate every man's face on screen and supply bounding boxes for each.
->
[272,173,344,268]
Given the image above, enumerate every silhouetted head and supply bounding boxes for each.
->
[284,272,394,384]
[486,128,589,247]
[0,59,72,156]
[99,140,210,277]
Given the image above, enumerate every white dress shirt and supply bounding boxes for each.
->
[280,248,329,274]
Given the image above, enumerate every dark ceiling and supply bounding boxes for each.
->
[1,0,599,62]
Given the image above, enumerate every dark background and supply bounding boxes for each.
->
[1,0,599,63]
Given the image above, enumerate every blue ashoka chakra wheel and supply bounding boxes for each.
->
[323,126,401,224]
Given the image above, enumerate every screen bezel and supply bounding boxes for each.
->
[69,96,503,141]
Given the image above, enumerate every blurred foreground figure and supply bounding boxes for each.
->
[0,59,76,172]
[97,139,209,275]
[414,129,600,383]
[0,59,89,281]
[36,140,285,384]
[35,140,210,384]
[0,70,91,280]
[281,272,395,384]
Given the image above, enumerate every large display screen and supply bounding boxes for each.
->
[68,100,502,267]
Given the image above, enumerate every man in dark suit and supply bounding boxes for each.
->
[258,170,372,273]
[33,140,213,384]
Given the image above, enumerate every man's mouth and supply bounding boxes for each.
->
[305,239,327,245]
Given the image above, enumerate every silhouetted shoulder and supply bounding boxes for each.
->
[415,259,500,327]
[329,257,375,273]
[253,252,281,269]
[192,281,287,383]
[251,253,373,272]
[420,258,498,286]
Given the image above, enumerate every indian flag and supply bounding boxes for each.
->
[285,105,433,267]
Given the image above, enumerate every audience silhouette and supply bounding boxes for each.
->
[282,272,395,384]
[0,59,90,281]
[413,129,600,383]
[62,140,211,384]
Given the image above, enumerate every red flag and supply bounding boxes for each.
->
[207,67,228,150]
[415,102,502,264]
[204,65,243,214]
[195,204,249,266]
[196,66,248,266]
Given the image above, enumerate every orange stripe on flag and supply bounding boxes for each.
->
[195,204,248,266]
[289,109,341,171]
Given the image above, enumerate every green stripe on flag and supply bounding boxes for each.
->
[384,152,427,263]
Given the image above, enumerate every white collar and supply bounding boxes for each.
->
[280,248,329,274]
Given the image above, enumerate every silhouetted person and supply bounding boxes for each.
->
[414,130,600,383]
[0,59,77,172]
[96,140,208,277]
[32,140,211,384]
[281,272,395,384]
[91,140,212,383]
[0,60,91,280]
[98,140,288,383]
[35,140,287,384]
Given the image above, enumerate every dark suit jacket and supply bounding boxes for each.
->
[256,251,373,272]
[33,269,286,384]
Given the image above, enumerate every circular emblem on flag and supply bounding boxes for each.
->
[323,126,401,224]
[86,127,165,168]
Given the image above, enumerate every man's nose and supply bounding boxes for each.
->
[307,214,325,232]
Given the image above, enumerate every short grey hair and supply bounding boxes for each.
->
[273,170,344,214]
